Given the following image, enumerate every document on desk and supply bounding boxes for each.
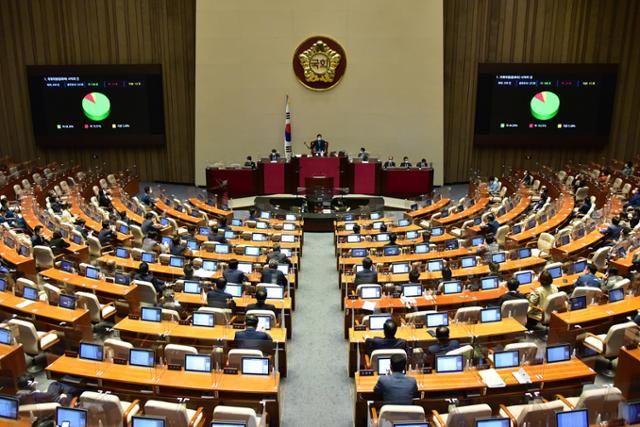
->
[16,300,35,308]
[362,301,377,312]
[478,368,506,388]
[512,368,532,384]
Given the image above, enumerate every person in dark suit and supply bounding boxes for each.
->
[575,263,602,288]
[358,147,369,160]
[140,186,154,206]
[498,278,527,306]
[31,225,48,247]
[74,218,88,238]
[246,289,278,317]
[427,326,460,361]
[97,221,116,246]
[223,259,247,284]
[97,189,112,209]
[266,244,291,265]
[385,233,400,251]
[576,197,592,216]
[207,277,236,309]
[365,319,408,355]
[134,261,165,293]
[310,134,328,156]
[234,314,273,350]
[373,354,419,405]
[170,236,190,257]
[244,156,256,169]
[400,157,412,168]
[480,213,500,235]
[260,259,288,287]
[207,226,227,243]
[383,156,396,168]
[416,158,428,168]
[141,212,159,235]
[269,149,280,161]
[601,216,622,243]
[355,257,378,285]
[48,231,69,255]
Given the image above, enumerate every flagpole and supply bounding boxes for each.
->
[284,95,292,161]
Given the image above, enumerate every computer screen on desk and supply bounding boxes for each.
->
[461,256,477,268]
[491,252,506,263]
[183,281,201,294]
[132,416,166,427]
[281,234,295,243]
[398,219,410,227]
[443,281,462,295]
[476,419,510,427]
[556,409,588,427]
[244,246,260,256]
[384,247,401,257]
[115,247,129,258]
[352,248,367,257]
[570,296,587,310]
[518,248,531,259]
[256,221,268,229]
[129,348,155,368]
[393,423,429,427]
[214,244,230,254]
[436,355,463,373]
[376,233,390,242]
[237,262,253,274]
[344,222,356,231]
[546,344,571,363]
[480,276,499,290]
[0,395,18,420]
[241,356,270,375]
[360,286,381,299]
[22,286,38,301]
[211,422,247,427]
[514,271,533,285]
[56,407,87,427]
[415,244,429,254]
[141,252,156,263]
[115,272,130,285]
[252,233,267,242]
[546,265,563,279]
[372,221,383,230]
[226,284,242,297]
[405,230,419,240]
[471,237,484,247]
[185,354,212,372]
[369,314,392,330]
[169,256,184,268]
[202,260,217,271]
[493,350,519,369]
[609,288,624,302]
[623,401,640,424]
[391,263,410,274]
[402,284,422,298]
[427,260,443,272]
[85,266,100,279]
[264,286,284,299]
[573,260,587,274]
[141,307,162,322]
[257,315,271,330]
[0,328,12,345]
[480,307,501,323]
[79,342,103,361]
[377,357,391,375]
[192,312,215,327]
[59,294,76,309]
[431,227,444,236]
[426,312,449,328]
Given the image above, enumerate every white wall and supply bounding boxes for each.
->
[195,0,444,186]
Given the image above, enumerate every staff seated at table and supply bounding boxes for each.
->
[261,259,288,287]
[247,289,277,316]
[224,259,247,284]
[235,314,273,350]
[499,278,526,306]
[575,263,602,288]
[383,156,396,168]
[527,270,557,330]
[416,158,428,168]
[399,157,411,168]
[267,243,291,265]
[134,261,165,293]
[373,354,419,405]
[575,197,592,217]
[207,277,236,309]
[365,319,408,355]
[435,264,454,294]
[244,155,256,169]
[355,257,378,285]
[426,326,460,360]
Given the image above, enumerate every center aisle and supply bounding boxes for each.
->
[282,233,353,426]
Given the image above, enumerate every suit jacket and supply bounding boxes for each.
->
[266,251,290,265]
[97,228,116,245]
[49,237,70,255]
[234,328,273,350]
[269,153,280,161]
[260,268,287,287]
[141,219,155,235]
[498,291,527,306]
[223,268,247,284]
[311,139,328,154]
[373,372,419,405]
[365,337,408,355]
[31,235,47,247]
[427,339,460,356]
[400,162,412,168]
[383,161,396,168]
[355,268,378,285]
[206,288,234,308]
[246,302,278,316]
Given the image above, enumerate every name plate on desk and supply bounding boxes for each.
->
[129,314,139,320]
[64,350,78,358]
[232,323,246,330]
[422,367,432,374]
[167,364,182,371]
[178,320,190,325]
[414,323,424,329]
[359,369,374,376]
[113,358,127,365]
[347,295,358,300]
[223,367,238,375]
[354,325,366,331]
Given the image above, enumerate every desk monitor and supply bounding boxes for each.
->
[141,307,162,322]
[352,248,367,257]
[546,265,563,279]
[480,276,499,291]
[427,260,443,272]
[435,354,464,373]
[277,264,289,275]
[623,400,640,424]
[141,252,156,263]
[0,328,12,345]
[431,227,444,236]
[281,248,292,257]
[161,236,172,247]
[183,281,201,294]
[471,236,484,247]
[56,407,87,427]
[186,239,199,250]
[115,272,130,285]
[570,295,587,310]
[575,227,586,238]
[71,233,82,244]
[360,286,381,299]
[192,312,215,327]
[343,214,355,221]
[384,247,401,257]
[480,307,501,323]
[518,248,532,259]
[252,233,267,242]
[347,235,361,243]
[264,286,284,299]
[369,314,392,330]
[18,245,29,256]
[493,350,519,369]
[132,416,166,427]
[391,262,410,274]
[355,265,365,273]
[405,230,419,240]
[377,357,391,375]
[175,205,183,212]
[442,281,462,295]
[259,211,271,219]
[285,214,297,221]
[202,260,217,271]
[281,234,295,243]
[546,344,571,363]
[256,221,268,229]
[79,342,103,361]
[398,219,410,227]
[0,395,18,420]
[60,259,74,272]
[59,294,76,310]
[511,224,522,235]
[473,217,483,225]
[461,256,477,268]
[344,222,355,231]
[185,354,212,373]
[231,219,242,226]
[129,348,155,368]
[214,244,230,254]
[556,409,588,427]
[402,284,423,298]
[560,234,571,246]
[22,286,38,301]
[118,224,129,234]
[376,233,390,242]
[372,221,383,230]
[199,227,211,235]
[241,356,270,375]
[514,271,533,285]
[169,256,184,268]
[224,231,236,239]
[115,247,129,259]
[476,419,510,427]
[244,246,260,256]
[573,260,587,274]
[211,423,247,427]
[159,217,169,226]
[415,244,429,254]
[226,284,242,297]
[491,252,506,263]
[3,236,14,249]
[85,266,100,279]
[370,212,381,220]
[237,262,253,274]
[0,278,5,292]
[445,239,459,250]
[256,315,271,330]
[526,218,537,230]
[393,424,430,427]
[609,288,624,302]
[426,312,449,328]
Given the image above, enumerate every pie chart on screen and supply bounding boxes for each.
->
[82,92,111,121]
[530,91,560,120]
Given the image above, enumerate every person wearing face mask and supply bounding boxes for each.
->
[310,133,328,156]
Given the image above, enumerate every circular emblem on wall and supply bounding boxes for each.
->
[293,36,347,91]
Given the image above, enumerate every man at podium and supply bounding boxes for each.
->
[309,133,328,156]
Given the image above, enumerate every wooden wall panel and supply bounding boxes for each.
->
[444,0,640,183]
[0,0,195,183]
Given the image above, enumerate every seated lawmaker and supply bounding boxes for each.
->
[427,326,460,358]
[498,278,527,306]
[385,233,400,250]
[575,264,602,288]
[207,277,236,309]
[49,230,70,255]
[141,212,159,235]
[140,186,154,206]
[527,270,557,330]
[266,243,291,265]
[31,225,48,247]
[235,314,273,350]
[575,197,592,216]
[97,220,116,246]
[224,259,248,284]
[373,354,419,405]
[246,289,277,316]
[480,213,500,235]
[365,319,408,355]
[207,226,226,243]
[134,261,165,293]
[261,259,288,287]
[244,155,256,169]
[624,188,640,209]
[355,257,378,285]
[170,236,191,257]
[601,217,622,243]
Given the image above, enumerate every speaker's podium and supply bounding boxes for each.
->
[303,176,334,211]
[297,156,343,190]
